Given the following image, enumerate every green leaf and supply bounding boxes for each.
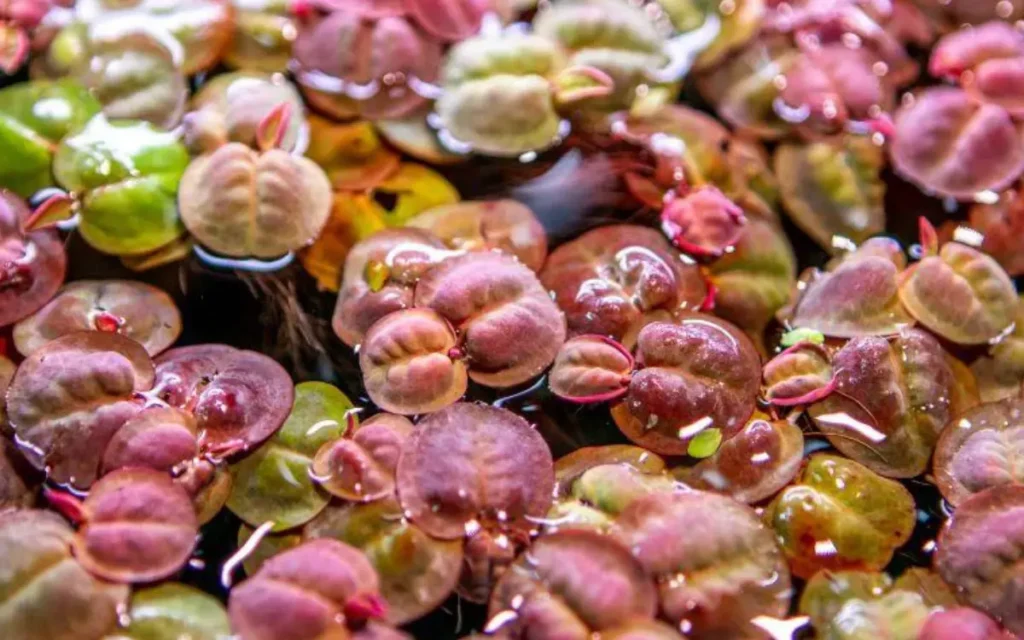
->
[53,114,189,256]
[0,78,100,197]
[227,382,356,532]
[687,427,723,458]
[107,583,230,640]
[780,328,826,347]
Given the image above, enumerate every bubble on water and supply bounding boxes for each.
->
[998,0,1015,18]
[116,602,131,628]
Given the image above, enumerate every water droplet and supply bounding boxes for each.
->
[116,602,131,628]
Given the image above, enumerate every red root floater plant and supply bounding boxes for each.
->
[548,314,761,456]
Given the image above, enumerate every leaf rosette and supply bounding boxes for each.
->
[611,490,792,639]
[178,141,332,259]
[5,331,154,489]
[765,454,915,578]
[807,328,953,478]
[486,530,658,638]
[540,224,707,347]
[292,6,441,121]
[53,113,190,256]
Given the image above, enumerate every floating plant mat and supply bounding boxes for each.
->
[2,2,1024,640]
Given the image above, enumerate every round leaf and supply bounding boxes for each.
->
[13,279,181,356]
[0,78,101,197]
[312,413,412,502]
[359,309,468,415]
[70,467,198,583]
[0,509,127,640]
[396,402,554,540]
[408,200,548,273]
[108,583,230,640]
[292,9,440,121]
[540,224,707,347]
[765,454,915,579]
[890,87,1024,200]
[488,530,658,637]
[786,238,914,338]
[776,137,886,252]
[305,498,463,626]
[228,538,386,640]
[415,252,566,388]
[935,485,1024,636]
[612,316,761,456]
[179,143,332,259]
[227,382,353,532]
[611,491,792,638]
[5,331,154,489]
[53,114,189,256]
[934,396,1024,506]
[187,72,307,154]
[898,240,1017,345]
[154,344,294,452]
[549,335,634,403]
[680,415,803,503]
